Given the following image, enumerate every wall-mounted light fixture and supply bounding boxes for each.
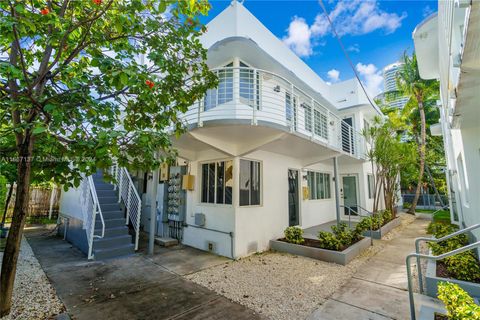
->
[273,85,281,92]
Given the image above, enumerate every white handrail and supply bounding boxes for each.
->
[88,176,105,238]
[113,164,142,250]
[80,174,105,260]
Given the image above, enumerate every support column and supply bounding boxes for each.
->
[148,153,159,255]
[333,156,341,227]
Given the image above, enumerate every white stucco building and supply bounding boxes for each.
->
[413,0,479,232]
[59,1,384,260]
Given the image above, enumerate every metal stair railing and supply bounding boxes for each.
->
[80,174,105,260]
[414,223,480,294]
[112,164,142,251]
[340,205,374,246]
[407,223,480,320]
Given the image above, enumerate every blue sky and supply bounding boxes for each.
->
[202,0,437,96]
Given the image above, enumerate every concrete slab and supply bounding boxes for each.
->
[354,260,408,290]
[307,299,392,320]
[146,244,229,275]
[25,230,262,320]
[154,237,178,247]
[330,277,412,319]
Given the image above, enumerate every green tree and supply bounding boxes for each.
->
[0,0,216,316]
[396,52,439,213]
[364,116,416,214]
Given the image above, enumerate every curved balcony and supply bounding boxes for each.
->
[181,67,366,160]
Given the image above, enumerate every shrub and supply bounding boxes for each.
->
[284,226,305,244]
[438,282,480,320]
[317,231,341,251]
[445,252,480,282]
[381,210,392,223]
[427,221,458,237]
[317,222,364,251]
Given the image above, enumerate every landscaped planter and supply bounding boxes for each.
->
[270,236,371,266]
[425,256,480,298]
[361,217,401,239]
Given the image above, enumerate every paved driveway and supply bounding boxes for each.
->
[25,229,262,320]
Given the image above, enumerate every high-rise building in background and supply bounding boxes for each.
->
[375,62,410,109]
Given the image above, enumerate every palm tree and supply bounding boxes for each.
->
[396,52,439,214]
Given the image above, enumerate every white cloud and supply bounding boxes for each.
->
[327,69,340,83]
[355,62,383,97]
[347,44,360,53]
[283,17,313,57]
[284,0,406,58]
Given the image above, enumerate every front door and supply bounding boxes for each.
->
[342,175,358,216]
[288,169,299,226]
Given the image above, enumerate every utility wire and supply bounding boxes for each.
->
[318,0,382,115]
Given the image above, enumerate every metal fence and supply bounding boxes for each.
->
[401,193,448,210]
[5,185,61,222]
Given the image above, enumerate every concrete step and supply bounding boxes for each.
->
[97,196,118,204]
[100,203,122,212]
[96,218,125,229]
[154,237,179,247]
[97,226,130,238]
[93,234,132,250]
[100,210,124,220]
[96,189,117,198]
[94,243,135,260]
[94,184,114,191]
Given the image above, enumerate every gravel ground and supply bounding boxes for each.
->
[186,214,417,320]
[0,237,65,320]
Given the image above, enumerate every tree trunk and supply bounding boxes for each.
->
[1,183,14,228]
[0,135,34,317]
[408,100,427,214]
[425,164,445,208]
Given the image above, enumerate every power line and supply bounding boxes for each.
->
[318,0,382,115]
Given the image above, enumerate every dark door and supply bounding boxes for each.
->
[288,169,299,226]
[342,117,355,154]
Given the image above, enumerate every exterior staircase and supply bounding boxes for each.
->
[91,171,135,260]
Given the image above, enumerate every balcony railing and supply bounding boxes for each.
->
[181,67,366,159]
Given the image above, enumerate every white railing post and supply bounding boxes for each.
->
[126,185,131,225]
[290,83,294,132]
[117,169,123,203]
[310,97,315,139]
[349,126,353,155]
[197,100,203,127]
[252,69,258,126]
[135,205,141,250]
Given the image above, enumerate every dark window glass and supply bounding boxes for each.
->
[201,164,208,203]
[208,163,215,203]
[216,161,225,204]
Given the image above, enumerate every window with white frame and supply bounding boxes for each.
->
[239,62,259,109]
[201,160,233,204]
[307,171,331,200]
[302,103,312,132]
[367,174,374,199]
[239,159,261,206]
[313,108,328,139]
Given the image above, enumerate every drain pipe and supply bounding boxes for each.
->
[333,156,341,227]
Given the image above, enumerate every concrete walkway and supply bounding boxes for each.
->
[307,217,442,320]
[25,228,262,320]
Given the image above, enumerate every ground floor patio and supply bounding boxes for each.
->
[24,228,262,320]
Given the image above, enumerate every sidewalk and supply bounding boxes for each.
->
[307,217,442,320]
